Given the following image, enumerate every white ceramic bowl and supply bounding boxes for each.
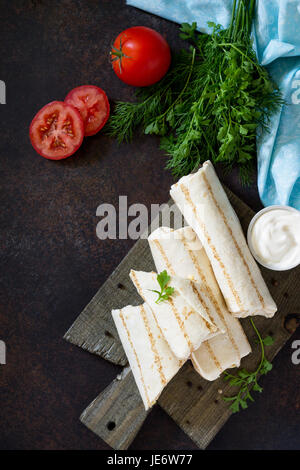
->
[247,205,300,271]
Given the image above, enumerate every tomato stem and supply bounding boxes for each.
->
[110,36,131,73]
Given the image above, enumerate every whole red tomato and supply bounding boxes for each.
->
[111,26,171,87]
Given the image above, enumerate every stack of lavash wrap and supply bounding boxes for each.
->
[112,161,277,410]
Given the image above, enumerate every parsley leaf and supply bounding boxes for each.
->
[150,270,175,304]
[262,336,274,346]
[179,22,198,42]
[223,318,274,413]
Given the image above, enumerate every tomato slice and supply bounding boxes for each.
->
[64,85,110,136]
[29,101,84,160]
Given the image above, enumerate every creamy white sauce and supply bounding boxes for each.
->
[251,208,300,270]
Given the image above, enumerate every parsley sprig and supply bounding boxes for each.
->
[223,318,274,413]
[150,270,175,304]
[107,0,283,184]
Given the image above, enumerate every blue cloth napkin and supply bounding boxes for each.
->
[127,0,300,209]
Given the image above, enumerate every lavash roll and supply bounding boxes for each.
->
[129,270,220,361]
[112,303,182,410]
[149,226,251,380]
[170,161,277,318]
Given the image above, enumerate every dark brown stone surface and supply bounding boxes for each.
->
[0,0,299,450]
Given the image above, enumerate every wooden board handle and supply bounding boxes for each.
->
[80,367,149,450]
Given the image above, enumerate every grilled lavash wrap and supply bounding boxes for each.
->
[129,270,220,361]
[112,303,182,410]
[148,226,251,380]
[170,161,277,318]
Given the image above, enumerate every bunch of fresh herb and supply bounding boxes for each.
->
[150,270,175,304]
[223,318,274,413]
[107,0,282,184]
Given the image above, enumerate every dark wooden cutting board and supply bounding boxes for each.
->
[64,187,300,450]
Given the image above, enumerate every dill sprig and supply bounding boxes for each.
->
[107,0,283,184]
[107,49,195,143]
[222,318,274,413]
